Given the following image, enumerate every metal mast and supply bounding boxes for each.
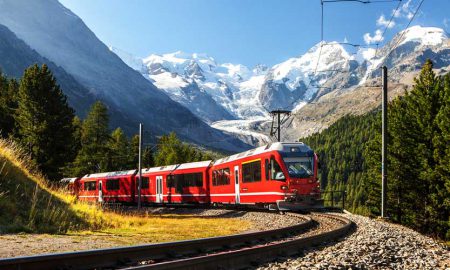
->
[381,66,388,218]
[269,110,291,142]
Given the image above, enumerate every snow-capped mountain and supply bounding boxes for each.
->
[110,49,270,123]
[112,26,449,144]
[282,25,450,141]
[365,26,449,80]
[0,0,251,152]
[259,41,359,111]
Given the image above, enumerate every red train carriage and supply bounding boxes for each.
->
[210,142,321,209]
[138,161,212,204]
[59,177,80,195]
[72,142,321,210]
[78,170,137,203]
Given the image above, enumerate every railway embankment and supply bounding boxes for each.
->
[257,212,450,270]
[0,209,304,258]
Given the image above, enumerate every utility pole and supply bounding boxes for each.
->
[381,66,388,218]
[138,123,143,210]
[270,110,291,142]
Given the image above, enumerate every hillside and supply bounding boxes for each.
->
[0,0,250,152]
[302,62,450,239]
[0,139,87,233]
[0,139,250,236]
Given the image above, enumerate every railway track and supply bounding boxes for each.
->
[0,213,353,270]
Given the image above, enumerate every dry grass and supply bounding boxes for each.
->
[0,138,251,241]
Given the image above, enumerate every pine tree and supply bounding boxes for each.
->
[109,127,131,170]
[0,73,18,138]
[432,73,450,239]
[154,132,211,166]
[406,60,442,233]
[154,132,184,166]
[15,64,75,180]
[130,134,154,169]
[70,101,111,175]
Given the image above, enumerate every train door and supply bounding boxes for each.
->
[98,180,103,203]
[234,165,240,204]
[156,176,163,203]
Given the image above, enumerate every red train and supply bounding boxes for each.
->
[66,142,322,210]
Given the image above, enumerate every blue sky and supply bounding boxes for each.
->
[59,0,449,67]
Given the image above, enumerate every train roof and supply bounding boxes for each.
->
[141,160,212,174]
[82,169,137,179]
[60,177,78,184]
[213,142,313,166]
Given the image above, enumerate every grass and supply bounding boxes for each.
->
[0,138,251,242]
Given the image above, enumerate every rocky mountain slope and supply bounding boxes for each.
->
[112,26,449,143]
[0,0,250,152]
[0,24,96,119]
[285,26,450,140]
[111,48,270,124]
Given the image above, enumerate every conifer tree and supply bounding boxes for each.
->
[154,132,210,166]
[130,134,154,169]
[70,101,111,175]
[15,64,75,180]
[0,73,18,138]
[109,127,131,170]
[432,73,450,239]
[154,132,184,166]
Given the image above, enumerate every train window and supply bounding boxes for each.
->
[212,170,218,186]
[265,159,270,181]
[106,179,120,191]
[212,168,230,186]
[222,168,230,185]
[135,177,150,189]
[167,173,203,191]
[271,158,286,181]
[242,160,261,183]
[166,175,174,188]
[283,157,314,178]
[84,181,96,191]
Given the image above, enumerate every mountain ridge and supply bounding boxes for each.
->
[111,25,449,143]
[0,0,251,152]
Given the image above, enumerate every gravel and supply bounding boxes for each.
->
[256,212,450,270]
[0,208,305,258]
[141,207,306,231]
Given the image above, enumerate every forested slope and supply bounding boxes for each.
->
[303,60,450,240]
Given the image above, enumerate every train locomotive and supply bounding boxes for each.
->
[67,142,323,210]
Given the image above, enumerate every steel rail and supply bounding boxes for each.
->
[0,215,313,270]
[125,214,353,270]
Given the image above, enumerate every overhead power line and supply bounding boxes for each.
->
[385,0,425,59]
[375,0,403,57]
[323,42,376,48]
[323,0,401,3]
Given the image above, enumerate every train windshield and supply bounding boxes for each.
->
[283,157,314,178]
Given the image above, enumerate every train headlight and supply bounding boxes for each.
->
[281,185,288,190]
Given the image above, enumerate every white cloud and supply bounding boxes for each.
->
[377,14,395,28]
[406,12,414,20]
[444,18,449,28]
[364,29,384,44]
[393,0,414,20]
[392,9,402,18]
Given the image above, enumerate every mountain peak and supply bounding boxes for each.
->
[397,25,447,47]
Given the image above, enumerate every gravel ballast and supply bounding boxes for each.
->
[0,208,302,258]
[257,212,450,270]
